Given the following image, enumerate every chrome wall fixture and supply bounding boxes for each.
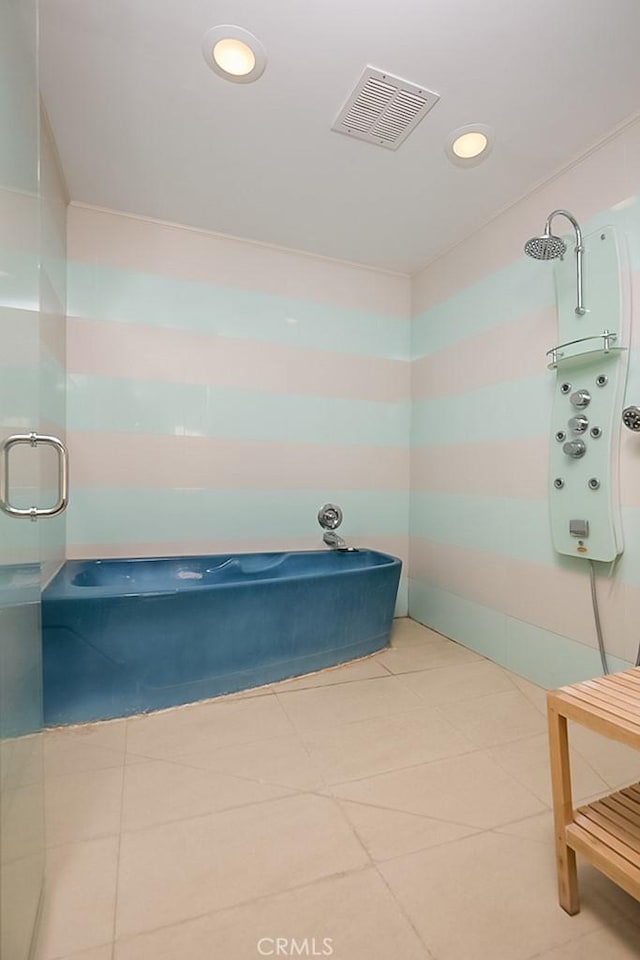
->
[532,221,630,562]
[317,502,357,551]
[0,433,69,520]
[317,503,343,531]
[622,405,640,432]
[524,208,586,316]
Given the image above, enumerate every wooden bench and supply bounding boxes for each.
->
[547,668,640,914]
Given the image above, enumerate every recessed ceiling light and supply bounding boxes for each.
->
[202,25,266,83]
[446,124,492,166]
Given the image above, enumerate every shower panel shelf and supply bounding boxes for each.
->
[546,331,626,369]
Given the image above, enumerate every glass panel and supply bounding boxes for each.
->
[0,0,44,957]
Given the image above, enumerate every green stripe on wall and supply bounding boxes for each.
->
[410,496,640,586]
[412,258,549,360]
[67,262,410,360]
[67,375,410,447]
[408,577,632,688]
[67,488,409,545]
[411,374,552,446]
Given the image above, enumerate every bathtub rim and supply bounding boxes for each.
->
[44,548,402,601]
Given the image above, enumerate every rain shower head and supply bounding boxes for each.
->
[524,233,567,261]
[524,209,585,315]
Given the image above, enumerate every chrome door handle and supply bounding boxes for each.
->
[0,433,69,520]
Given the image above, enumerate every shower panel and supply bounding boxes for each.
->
[527,218,630,561]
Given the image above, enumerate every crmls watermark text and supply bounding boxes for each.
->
[257,937,334,956]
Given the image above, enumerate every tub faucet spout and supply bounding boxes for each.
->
[323,531,357,552]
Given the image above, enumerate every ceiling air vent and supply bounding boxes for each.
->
[331,66,439,151]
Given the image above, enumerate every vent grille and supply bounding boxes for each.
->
[331,67,439,150]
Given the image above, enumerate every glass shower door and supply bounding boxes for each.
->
[0,0,45,956]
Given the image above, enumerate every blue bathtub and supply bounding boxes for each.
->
[42,549,401,725]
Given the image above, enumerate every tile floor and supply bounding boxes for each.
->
[34,618,640,960]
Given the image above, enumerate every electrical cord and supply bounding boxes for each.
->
[588,559,609,675]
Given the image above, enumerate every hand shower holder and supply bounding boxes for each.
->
[546,330,623,369]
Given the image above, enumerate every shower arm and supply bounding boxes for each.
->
[546,209,586,316]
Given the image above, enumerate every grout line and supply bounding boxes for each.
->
[106,743,493,841]
[113,772,306,840]
[370,825,486,867]
[112,863,376,951]
[110,724,128,953]
[373,863,439,960]
[320,783,488,832]
[329,795,376,868]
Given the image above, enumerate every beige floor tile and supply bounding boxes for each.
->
[488,734,609,806]
[379,832,612,960]
[114,868,430,960]
[178,735,325,791]
[115,793,369,939]
[391,618,448,647]
[506,672,549,714]
[495,814,640,925]
[121,758,291,832]
[1,781,45,862]
[304,707,473,784]
[45,721,126,777]
[2,854,44,960]
[271,655,390,692]
[52,947,114,960]
[376,640,482,675]
[339,800,479,861]
[493,810,554,846]
[399,660,515,705]
[331,751,546,828]
[276,676,422,733]
[39,837,119,959]
[437,689,547,747]
[568,724,640,789]
[578,863,640,928]
[46,767,124,846]
[1,732,43,789]
[125,694,292,761]
[534,920,640,960]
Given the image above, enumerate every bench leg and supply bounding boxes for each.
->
[547,703,579,914]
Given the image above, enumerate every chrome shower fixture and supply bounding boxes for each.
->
[317,503,343,530]
[622,406,640,432]
[524,209,586,316]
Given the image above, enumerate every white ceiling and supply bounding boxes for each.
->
[40,0,640,274]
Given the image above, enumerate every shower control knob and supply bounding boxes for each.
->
[563,439,586,459]
[568,416,588,434]
[570,389,591,409]
[317,503,343,530]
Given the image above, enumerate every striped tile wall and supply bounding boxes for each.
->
[65,206,411,613]
[0,119,67,580]
[409,116,640,684]
[39,113,67,584]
